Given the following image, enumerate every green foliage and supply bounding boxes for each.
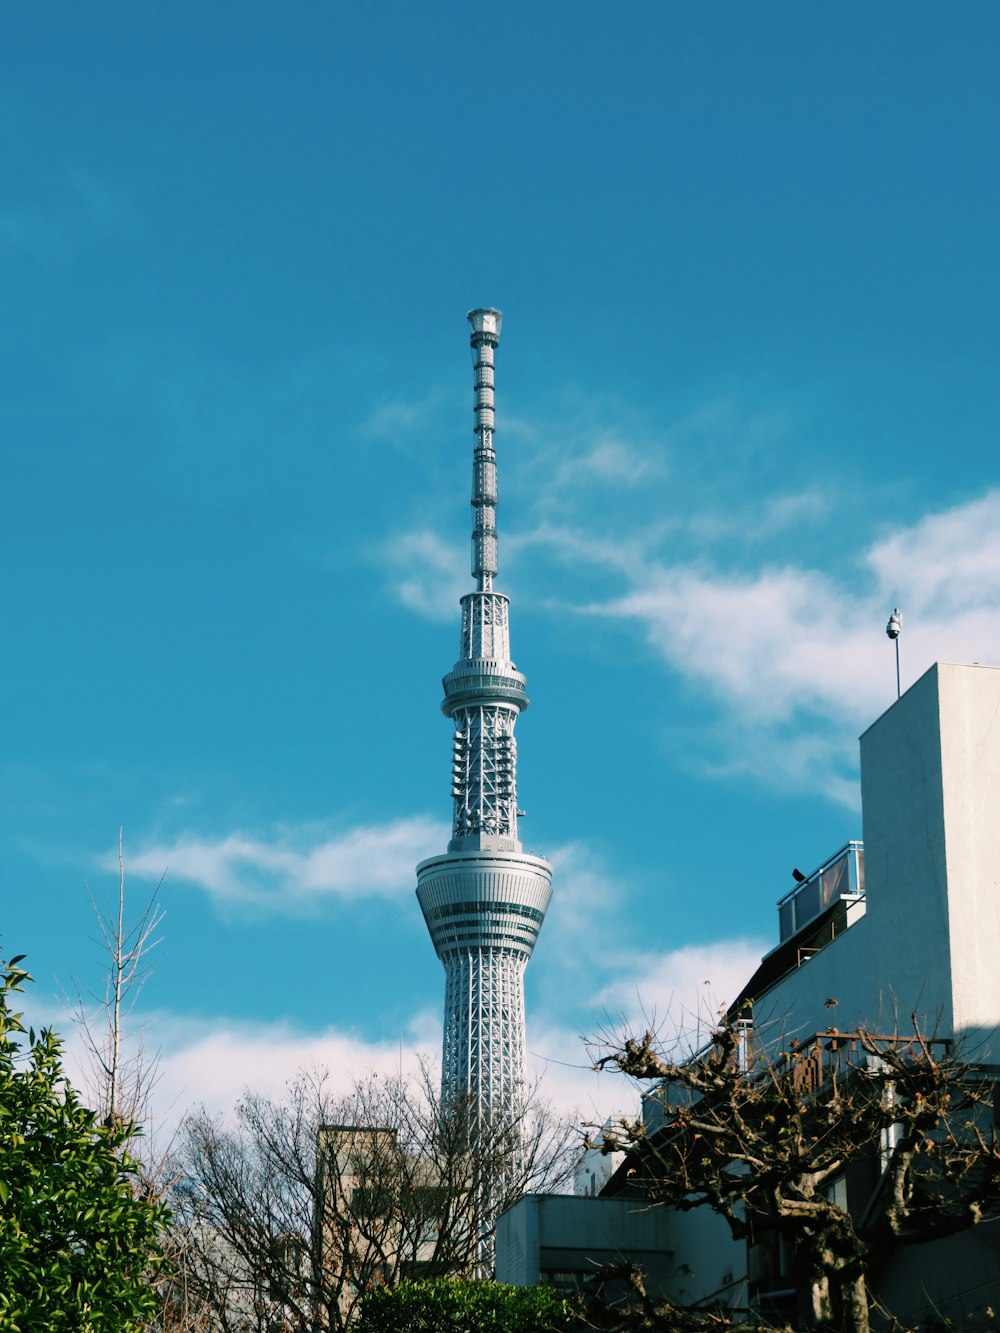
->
[357,1276,576,1333]
[0,954,168,1333]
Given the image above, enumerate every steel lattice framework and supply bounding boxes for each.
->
[417,309,552,1136]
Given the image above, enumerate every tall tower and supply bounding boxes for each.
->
[416,308,552,1124]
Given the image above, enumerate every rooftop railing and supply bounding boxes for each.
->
[776,841,865,942]
[776,1028,952,1097]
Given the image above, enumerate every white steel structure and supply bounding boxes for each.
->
[417,309,552,1123]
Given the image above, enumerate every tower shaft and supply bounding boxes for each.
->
[417,310,552,1129]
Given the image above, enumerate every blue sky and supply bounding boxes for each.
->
[4,3,1000,1127]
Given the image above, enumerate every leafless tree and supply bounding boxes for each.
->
[71,825,166,1139]
[169,1064,575,1331]
[586,1013,1000,1333]
[67,829,218,1331]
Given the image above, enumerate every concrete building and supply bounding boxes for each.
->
[497,661,1000,1322]
[314,1124,459,1324]
[732,661,1000,1063]
[496,1195,675,1293]
[575,1116,627,1198]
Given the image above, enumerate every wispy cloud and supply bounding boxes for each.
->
[531,842,769,1073]
[603,487,1000,720]
[125,816,449,910]
[50,993,601,1130]
[525,487,1000,804]
[54,993,628,1132]
[44,1001,440,1131]
[376,379,1000,801]
[533,839,653,1011]
[152,1014,439,1123]
[380,529,468,622]
[529,924,770,1128]
[866,491,1000,617]
[596,562,878,727]
[685,487,831,546]
[360,387,454,443]
[555,436,667,490]
[589,937,769,1043]
[52,950,768,1135]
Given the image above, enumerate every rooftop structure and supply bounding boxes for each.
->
[416,310,552,1130]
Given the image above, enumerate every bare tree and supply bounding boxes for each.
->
[72,826,166,1137]
[67,829,217,1331]
[170,1064,575,1332]
[587,1013,1000,1333]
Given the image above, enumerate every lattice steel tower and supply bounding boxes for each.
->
[416,308,552,1121]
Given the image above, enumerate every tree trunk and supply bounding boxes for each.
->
[842,1272,870,1333]
[808,1274,833,1327]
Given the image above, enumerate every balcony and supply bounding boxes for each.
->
[777,841,865,943]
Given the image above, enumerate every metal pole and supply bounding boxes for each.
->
[895,637,901,700]
[886,608,902,700]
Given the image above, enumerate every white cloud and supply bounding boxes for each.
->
[686,488,831,545]
[514,487,1000,804]
[525,844,768,1119]
[541,841,630,959]
[164,1013,612,1132]
[50,997,599,1134]
[383,483,1000,805]
[603,489,1000,726]
[126,816,449,909]
[590,937,768,1042]
[527,1018,637,1130]
[511,519,648,579]
[154,1017,437,1122]
[693,721,863,810]
[360,388,452,443]
[46,1004,440,1135]
[551,436,666,490]
[598,563,880,726]
[525,938,769,1130]
[380,528,469,622]
[157,1012,601,1130]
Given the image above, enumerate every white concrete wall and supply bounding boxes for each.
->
[660,1205,745,1309]
[495,1193,742,1306]
[495,1194,676,1290]
[495,1192,540,1284]
[861,662,1000,1060]
[937,664,1000,1058]
[751,908,870,1050]
[575,1122,626,1197]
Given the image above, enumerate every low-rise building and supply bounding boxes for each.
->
[498,662,1000,1324]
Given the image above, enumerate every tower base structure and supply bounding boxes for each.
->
[416,847,552,1111]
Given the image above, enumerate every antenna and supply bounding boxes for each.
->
[468,308,502,594]
[886,608,902,699]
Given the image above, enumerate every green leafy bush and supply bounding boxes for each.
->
[358,1276,575,1333]
[0,954,168,1333]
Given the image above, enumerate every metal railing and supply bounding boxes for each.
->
[774,1029,952,1096]
[776,841,865,942]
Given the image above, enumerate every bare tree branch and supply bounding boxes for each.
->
[169,1062,576,1331]
[587,1011,1000,1333]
